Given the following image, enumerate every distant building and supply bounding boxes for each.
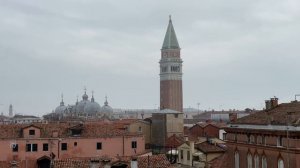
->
[10,114,43,124]
[187,122,226,139]
[45,90,114,121]
[9,104,13,117]
[225,97,300,168]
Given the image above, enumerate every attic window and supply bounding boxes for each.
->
[29,129,35,135]
[71,129,82,136]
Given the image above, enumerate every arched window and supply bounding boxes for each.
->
[278,158,284,168]
[257,136,262,144]
[262,155,267,168]
[254,155,259,168]
[235,151,239,168]
[250,135,255,144]
[247,153,253,168]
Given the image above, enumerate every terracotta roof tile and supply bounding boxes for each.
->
[137,154,174,168]
[233,101,300,125]
[195,141,226,154]
[209,152,230,168]
[0,121,143,139]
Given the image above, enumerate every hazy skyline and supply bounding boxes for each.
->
[1,0,300,116]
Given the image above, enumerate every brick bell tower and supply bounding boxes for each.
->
[160,15,183,113]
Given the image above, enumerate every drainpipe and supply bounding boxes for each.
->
[58,139,61,159]
[122,135,125,156]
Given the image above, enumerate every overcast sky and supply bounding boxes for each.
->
[1,0,300,116]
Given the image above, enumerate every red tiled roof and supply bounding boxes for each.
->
[0,121,143,139]
[209,152,230,168]
[137,154,174,168]
[233,101,300,125]
[52,154,174,168]
[165,134,185,148]
[53,159,90,168]
[195,141,226,154]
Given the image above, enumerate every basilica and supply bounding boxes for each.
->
[47,90,114,120]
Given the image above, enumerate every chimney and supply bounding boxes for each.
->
[206,119,212,123]
[184,135,189,142]
[265,97,278,110]
[265,100,271,110]
[229,113,237,122]
[190,141,194,156]
[130,157,138,168]
[270,97,278,108]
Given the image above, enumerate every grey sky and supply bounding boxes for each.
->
[1,0,300,116]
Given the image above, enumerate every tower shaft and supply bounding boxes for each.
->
[160,17,183,112]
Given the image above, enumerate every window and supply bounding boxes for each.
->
[278,158,284,168]
[257,136,262,144]
[32,144,38,151]
[254,155,259,168]
[277,136,283,147]
[12,144,18,152]
[223,133,227,140]
[171,66,180,72]
[71,129,82,136]
[187,151,190,161]
[174,114,178,118]
[161,66,167,72]
[61,143,67,151]
[180,150,183,160]
[262,136,266,145]
[29,129,35,135]
[234,134,237,142]
[138,126,142,132]
[96,142,102,150]
[74,142,77,146]
[235,151,239,168]
[26,144,38,152]
[43,143,48,151]
[262,156,267,168]
[247,153,253,168]
[247,135,251,144]
[131,141,137,149]
[250,135,255,144]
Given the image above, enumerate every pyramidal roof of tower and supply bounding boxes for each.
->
[162,16,180,49]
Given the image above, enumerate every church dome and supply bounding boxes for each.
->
[76,99,90,113]
[101,97,113,113]
[75,90,91,113]
[55,97,67,113]
[84,96,101,114]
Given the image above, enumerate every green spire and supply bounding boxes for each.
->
[162,15,180,49]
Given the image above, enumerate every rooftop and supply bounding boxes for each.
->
[233,101,300,126]
[0,121,143,139]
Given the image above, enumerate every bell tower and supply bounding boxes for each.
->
[160,15,183,112]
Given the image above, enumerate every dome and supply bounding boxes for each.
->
[55,99,67,113]
[84,96,101,114]
[74,90,91,113]
[76,99,90,113]
[101,97,113,113]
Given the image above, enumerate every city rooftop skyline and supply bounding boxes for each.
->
[1,0,300,115]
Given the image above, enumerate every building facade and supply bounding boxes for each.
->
[225,98,300,168]
[0,122,145,168]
